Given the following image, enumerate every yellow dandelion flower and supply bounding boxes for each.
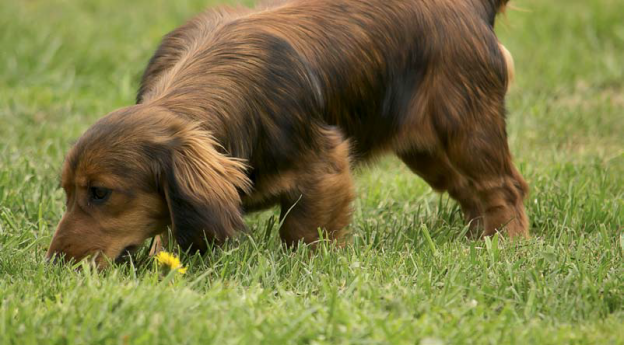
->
[155,251,187,274]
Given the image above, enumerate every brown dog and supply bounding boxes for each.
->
[47,0,528,266]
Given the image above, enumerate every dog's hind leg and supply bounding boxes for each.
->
[442,106,529,238]
[397,150,484,236]
[278,129,355,247]
[403,39,529,238]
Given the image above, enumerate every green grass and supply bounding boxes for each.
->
[1,0,623,343]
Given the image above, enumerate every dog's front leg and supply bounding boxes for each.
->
[278,130,355,247]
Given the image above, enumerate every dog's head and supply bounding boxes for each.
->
[46,105,250,267]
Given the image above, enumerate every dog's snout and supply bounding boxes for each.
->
[123,244,139,255]
[115,244,140,263]
[45,251,60,263]
[45,248,73,265]
[45,239,65,263]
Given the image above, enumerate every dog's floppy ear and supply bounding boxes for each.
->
[159,122,251,252]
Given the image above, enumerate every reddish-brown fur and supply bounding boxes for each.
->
[47,0,528,267]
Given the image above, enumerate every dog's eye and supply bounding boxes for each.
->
[90,187,111,203]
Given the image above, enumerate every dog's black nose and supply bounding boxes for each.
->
[115,245,139,263]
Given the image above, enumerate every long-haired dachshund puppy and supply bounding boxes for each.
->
[47,0,529,266]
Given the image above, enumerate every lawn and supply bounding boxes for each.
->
[0,0,622,344]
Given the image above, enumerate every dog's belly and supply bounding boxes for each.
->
[241,172,295,213]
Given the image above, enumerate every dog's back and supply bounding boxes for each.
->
[139,0,511,161]
[248,0,512,158]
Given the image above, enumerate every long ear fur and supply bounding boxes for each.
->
[160,121,251,252]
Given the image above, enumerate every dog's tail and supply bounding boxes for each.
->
[482,0,510,25]
[493,0,510,14]
[497,1,514,87]
[499,43,515,87]
[484,1,514,87]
